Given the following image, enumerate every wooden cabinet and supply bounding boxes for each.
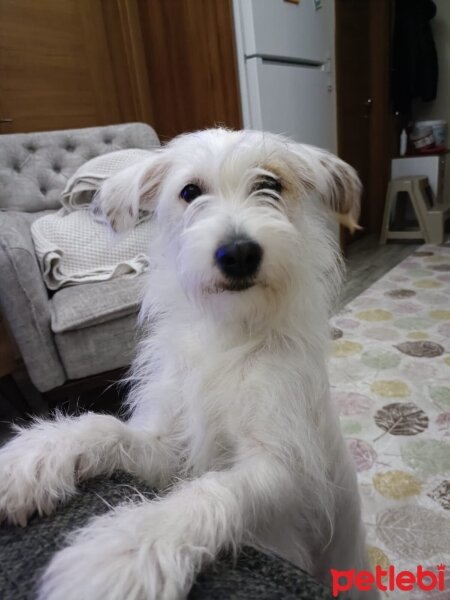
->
[0,315,16,377]
[0,0,151,133]
[137,0,241,140]
[0,0,241,137]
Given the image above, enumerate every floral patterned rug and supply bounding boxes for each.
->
[329,243,450,598]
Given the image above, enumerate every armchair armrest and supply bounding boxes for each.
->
[0,212,66,392]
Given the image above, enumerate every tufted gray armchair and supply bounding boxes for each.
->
[0,123,160,394]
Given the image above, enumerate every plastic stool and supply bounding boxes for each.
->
[380,176,446,244]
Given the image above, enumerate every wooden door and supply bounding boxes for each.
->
[137,0,242,140]
[335,0,393,241]
[336,0,371,237]
[0,0,153,133]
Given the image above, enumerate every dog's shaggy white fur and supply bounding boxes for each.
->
[0,129,378,599]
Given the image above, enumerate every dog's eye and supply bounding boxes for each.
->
[252,177,282,196]
[180,184,202,203]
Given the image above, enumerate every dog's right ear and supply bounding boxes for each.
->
[92,152,169,232]
[289,143,362,233]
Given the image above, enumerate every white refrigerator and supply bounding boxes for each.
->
[233,0,337,153]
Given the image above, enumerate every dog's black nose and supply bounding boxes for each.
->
[215,239,263,278]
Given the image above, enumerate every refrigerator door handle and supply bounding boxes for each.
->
[324,56,333,92]
[247,54,324,69]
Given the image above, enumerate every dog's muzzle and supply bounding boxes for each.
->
[214,238,262,288]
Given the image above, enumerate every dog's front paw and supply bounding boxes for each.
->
[39,503,201,600]
[0,421,78,526]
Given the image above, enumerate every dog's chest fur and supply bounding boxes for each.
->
[177,332,258,472]
[165,320,321,476]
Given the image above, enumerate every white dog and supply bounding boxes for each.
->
[0,129,378,600]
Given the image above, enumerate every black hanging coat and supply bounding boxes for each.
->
[391,0,439,116]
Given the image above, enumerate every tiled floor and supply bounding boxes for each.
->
[338,235,419,310]
[330,242,450,581]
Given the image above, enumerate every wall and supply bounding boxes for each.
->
[414,0,450,130]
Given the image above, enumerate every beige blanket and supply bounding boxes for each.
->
[61,148,152,211]
[32,149,154,290]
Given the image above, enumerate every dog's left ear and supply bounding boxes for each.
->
[290,144,362,232]
[92,151,169,232]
